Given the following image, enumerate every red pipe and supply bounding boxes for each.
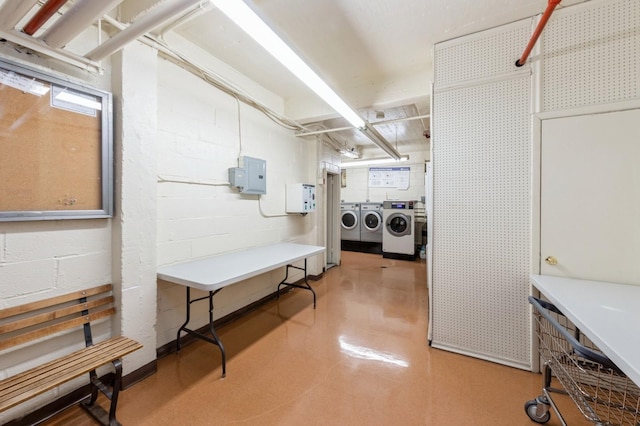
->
[516,0,562,67]
[23,0,68,36]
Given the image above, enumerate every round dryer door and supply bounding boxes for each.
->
[341,211,358,230]
[386,213,411,236]
[363,211,382,231]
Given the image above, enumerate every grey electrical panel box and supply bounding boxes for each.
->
[229,156,266,195]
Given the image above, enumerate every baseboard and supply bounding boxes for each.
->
[382,251,417,261]
[122,359,157,389]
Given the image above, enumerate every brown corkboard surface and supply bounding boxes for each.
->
[0,83,102,212]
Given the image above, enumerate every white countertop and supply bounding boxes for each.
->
[530,274,640,386]
[157,243,325,292]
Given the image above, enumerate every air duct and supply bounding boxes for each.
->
[0,0,39,31]
[85,0,202,61]
[41,0,125,49]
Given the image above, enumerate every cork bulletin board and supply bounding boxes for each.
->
[0,59,113,221]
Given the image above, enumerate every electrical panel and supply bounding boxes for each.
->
[229,156,266,195]
[286,183,316,213]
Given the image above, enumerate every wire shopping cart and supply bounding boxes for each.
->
[526,296,640,425]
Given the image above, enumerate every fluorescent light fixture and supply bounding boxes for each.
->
[341,155,410,168]
[359,125,401,160]
[209,0,365,129]
[340,146,361,159]
[340,149,361,159]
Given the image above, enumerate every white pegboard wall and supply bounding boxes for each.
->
[542,0,640,111]
[434,20,532,88]
[432,76,532,367]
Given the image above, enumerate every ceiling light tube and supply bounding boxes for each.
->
[209,0,365,129]
[359,124,402,160]
[341,155,410,169]
[41,0,125,49]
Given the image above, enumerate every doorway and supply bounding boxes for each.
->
[325,171,340,269]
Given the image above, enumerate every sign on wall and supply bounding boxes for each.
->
[368,167,410,189]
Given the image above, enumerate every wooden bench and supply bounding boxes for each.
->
[0,284,142,426]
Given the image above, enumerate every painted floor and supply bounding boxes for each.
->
[43,251,590,425]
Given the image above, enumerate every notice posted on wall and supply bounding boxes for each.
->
[369,167,410,189]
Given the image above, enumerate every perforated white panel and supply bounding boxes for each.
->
[432,77,532,367]
[542,0,640,111]
[432,20,533,368]
[434,20,532,88]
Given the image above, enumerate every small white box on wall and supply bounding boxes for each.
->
[286,184,316,213]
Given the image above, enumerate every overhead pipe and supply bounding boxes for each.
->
[295,114,430,138]
[22,0,69,36]
[85,0,203,61]
[515,0,562,67]
[0,0,39,31]
[41,0,125,49]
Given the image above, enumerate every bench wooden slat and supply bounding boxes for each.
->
[0,284,113,320]
[0,336,142,412]
[0,296,114,335]
[0,307,116,351]
[0,336,139,397]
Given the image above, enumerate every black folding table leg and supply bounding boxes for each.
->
[208,290,226,377]
[277,258,316,308]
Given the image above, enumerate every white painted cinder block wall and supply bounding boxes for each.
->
[0,29,120,423]
[154,48,321,347]
[340,148,429,203]
[0,28,322,423]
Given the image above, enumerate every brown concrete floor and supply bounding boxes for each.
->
[43,251,590,426]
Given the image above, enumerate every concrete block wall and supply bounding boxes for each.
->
[155,58,320,347]
[339,147,429,203]
[0,32,116,423]
[0,28,321,423]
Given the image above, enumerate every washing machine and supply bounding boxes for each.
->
[340,202,360,242]
[360,203,383,244]
[382,200,416,260]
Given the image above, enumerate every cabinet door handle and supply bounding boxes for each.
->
[544,256,558,265]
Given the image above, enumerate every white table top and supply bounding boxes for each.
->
[530,274,640,386]
[157,243,325,292]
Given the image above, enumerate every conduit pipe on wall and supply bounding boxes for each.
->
[515,0,562,67]
[0,0,39,31]
[41,0,125,48]
[22,0,69,36]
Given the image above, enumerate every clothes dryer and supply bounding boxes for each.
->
[360,203,383,243]
[382,200,416,260]
[340,202,360,242]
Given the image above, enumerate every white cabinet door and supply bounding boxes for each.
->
[540,109,640,285]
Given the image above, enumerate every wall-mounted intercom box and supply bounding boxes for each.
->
[229,156,266,195]
[286,183,316,213]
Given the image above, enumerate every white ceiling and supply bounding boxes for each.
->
[0,0,591,158]
[168,0,589,157]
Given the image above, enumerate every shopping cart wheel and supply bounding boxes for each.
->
[524,399,551,424]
